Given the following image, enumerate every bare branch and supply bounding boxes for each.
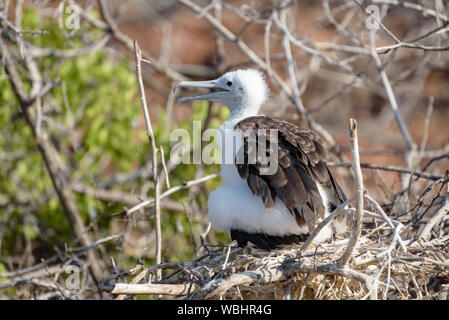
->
[133,40,162,281]
[339,119,364,268]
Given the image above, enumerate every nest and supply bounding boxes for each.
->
[102,228,449,300]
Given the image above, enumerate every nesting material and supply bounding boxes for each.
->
[107,229,449,300]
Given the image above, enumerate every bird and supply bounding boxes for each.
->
[176,69,349,250]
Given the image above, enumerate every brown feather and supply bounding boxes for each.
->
[234,116,345,230]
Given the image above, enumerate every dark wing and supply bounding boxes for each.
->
[234,116,346,230]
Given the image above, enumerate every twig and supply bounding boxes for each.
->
[327,162,446,181]
[133,40,162,281]
[419,198,449,240]
[372,0,449,22]
[115,266,147,300]
[339,119,364,268]
[71,183,184,211]
[213,0,226,73]
[29,35,111,58]
[369,31,414,151]
[159,146,171,189]
[0,234,121,279]
[124,173,219,217]
[111,283,196,296]
[365,194,407,252]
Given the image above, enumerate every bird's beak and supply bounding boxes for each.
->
[175,79,229,103]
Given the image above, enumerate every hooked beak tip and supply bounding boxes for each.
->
[177,96,190,104]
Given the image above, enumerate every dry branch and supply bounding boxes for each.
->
[112,283,195,296]
[327,162,447,181]
[419,197,449,240]
[339,119,364,268]
[124,173,219,217]
[133,40,162,281]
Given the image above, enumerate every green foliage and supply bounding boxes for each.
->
[1,9,142,258]
[0,263,6,281]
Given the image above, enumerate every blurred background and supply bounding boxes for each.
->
[0,0,448,299]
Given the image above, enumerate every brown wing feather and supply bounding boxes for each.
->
[234,116,346,230]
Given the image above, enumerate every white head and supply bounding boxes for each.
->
[176,69,269,116]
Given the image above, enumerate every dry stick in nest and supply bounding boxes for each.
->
[133,40,162,281]
[364,195,407,253]
[112,283,196,296]
[339,119,364,269]
[418,186,449,240]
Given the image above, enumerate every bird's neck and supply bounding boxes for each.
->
[221,102,261,130]
[218,102,260,180]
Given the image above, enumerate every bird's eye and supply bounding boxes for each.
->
[226,81,233,86]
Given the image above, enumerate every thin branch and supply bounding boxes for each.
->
[124,173,219,217]
[372,0,449,22]
[365,194,407,252]
[133,40,162,281]
[369,29,415,151]
[419,198,449,240]
[71,183,184,211]
[327,162,447,181]
[339,119,364,268]
[111,282,196,296]
[0,234,121,279]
